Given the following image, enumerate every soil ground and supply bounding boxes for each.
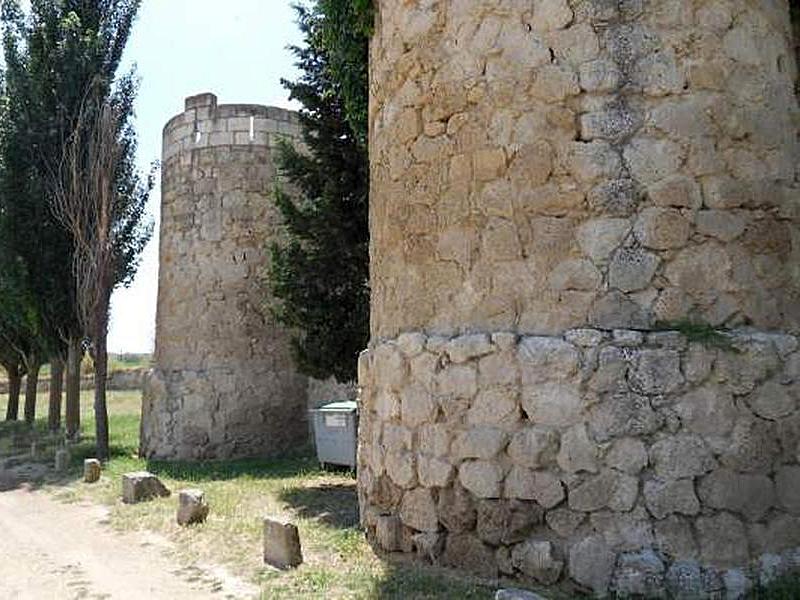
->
[0,484,257,600]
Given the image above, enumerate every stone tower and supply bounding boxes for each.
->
[359,1,800,595]
[141,93,307,460]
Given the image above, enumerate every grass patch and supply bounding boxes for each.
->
[751,574,800,599]
[0,389,500,599]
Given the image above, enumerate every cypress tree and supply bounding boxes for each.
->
[268,2,370,382]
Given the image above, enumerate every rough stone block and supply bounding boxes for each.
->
[589,392,664,442]
[608,247,660,292]
[412,531,444,563]
[696,513,749,566]
[605,438,648,475]
[176,488,210,526]
[83,459,101,483]
[375,515,403,552]
[507,427,559,469]
[568,470,638,512]
[569,535,616,595]
[649,435,715,480]
[54,448,70,473]
[399,488,439,532]
[665,560,703,599]
[442,533,497,579]
[590,508,655,553]
[697,469,774,521]
[263,516,303,569]
[556,424,598,474]
[122,471,171,504]
[437,484,476,533]
[459,460,504,499]
[612,550,666,597]
[511,540,563,585]
[644,478,700,520]
[775,466,800,515]
[505,466,564,508]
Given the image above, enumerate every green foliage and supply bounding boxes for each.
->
[0,0,150,354]
[654,319,739,352]
[268,2,369,382]
[750,573,800,599]
[317,0,372,143]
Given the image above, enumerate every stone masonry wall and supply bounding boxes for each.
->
[359,329,800,596]
[141,93,308,460]
[368,0,800,339]
[361,1,800,596]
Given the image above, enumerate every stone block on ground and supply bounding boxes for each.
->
[121,471,171,504]
[83,459,101,483]
[54,448,70,473]
[495,589,549,600]
[176,488,209,526]
[263,516,303,569]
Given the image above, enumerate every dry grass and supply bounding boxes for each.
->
[3,390,799,598]
[0,389,500,599]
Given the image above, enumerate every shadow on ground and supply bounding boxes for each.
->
[0,419,124,493]
[145,451,321,483]
[278,480,359,529]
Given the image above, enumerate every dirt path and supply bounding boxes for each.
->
[0,485,259,600]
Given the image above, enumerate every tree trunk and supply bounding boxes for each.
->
[4,364,21,421]
[65,337,81,440]
[23,357,40,426]
[48,356,65,431]
[93,311,110,460]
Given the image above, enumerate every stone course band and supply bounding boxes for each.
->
[358,328,800,596]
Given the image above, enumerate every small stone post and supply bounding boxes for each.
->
[176,489,210,526]
[263,516,303,569]
[83,459,101,483]
[54,448,70,473]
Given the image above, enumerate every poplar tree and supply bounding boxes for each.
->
[0,0,149,450]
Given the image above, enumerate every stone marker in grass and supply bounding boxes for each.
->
[263,516,303,569]
[121,471,171,504]
[495,590,548,600]
[84,459,102,483]
[54,448,70,473]
[176,489,209,526]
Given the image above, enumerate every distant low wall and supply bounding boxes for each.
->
[0,368,147,395]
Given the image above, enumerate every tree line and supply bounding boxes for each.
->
[0,0,372,459]
[0,0,152,460]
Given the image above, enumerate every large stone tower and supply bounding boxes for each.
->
[141,93,307,460]
[359,1,800,595]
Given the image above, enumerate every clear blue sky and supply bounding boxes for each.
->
[108,1,304,353]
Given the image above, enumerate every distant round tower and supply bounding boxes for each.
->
[360,1,800,594]
[141,93,307,460]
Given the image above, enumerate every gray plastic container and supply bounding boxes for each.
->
[310,400,358,470]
